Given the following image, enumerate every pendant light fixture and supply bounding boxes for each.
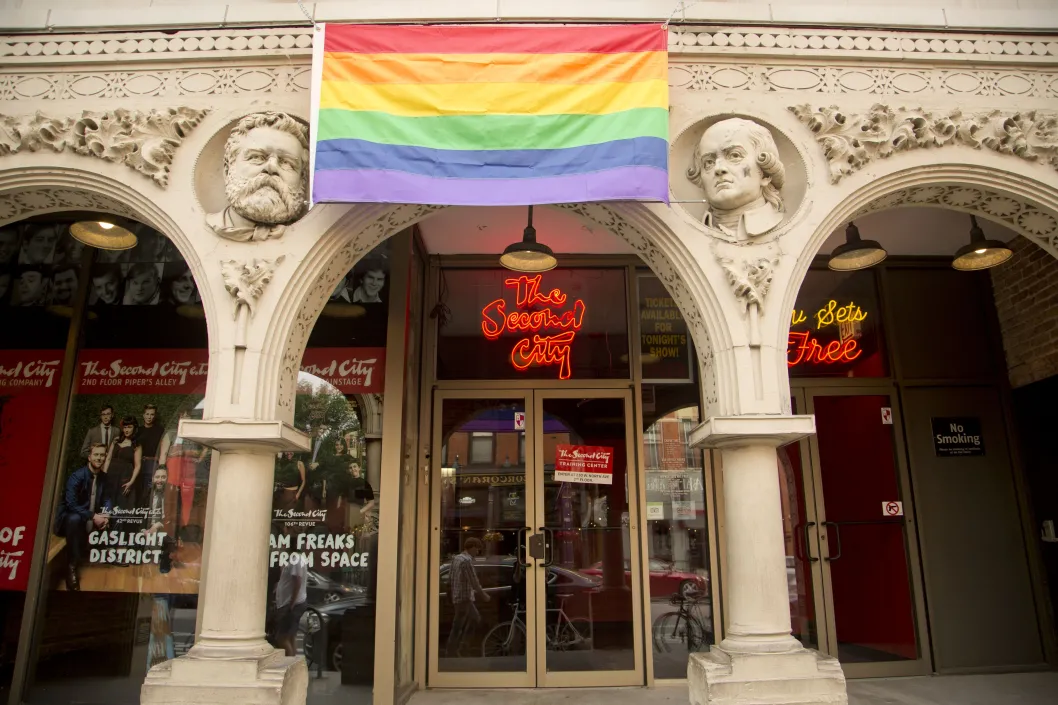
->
[951,215,1012,271]
[499,206,557,273]
[69,218,138,251]
[827,221,887,271]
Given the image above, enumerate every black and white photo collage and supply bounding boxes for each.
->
[0,222,201,308]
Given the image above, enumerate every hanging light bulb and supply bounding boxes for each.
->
[499,205,557,273]
[827,222,887,271]
[952,215,1012,271]
[69,218,138,251]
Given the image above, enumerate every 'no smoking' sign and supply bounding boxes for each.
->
[883,501,904,517]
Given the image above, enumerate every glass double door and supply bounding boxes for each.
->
[782,387,931,677]
[428,389,644,688]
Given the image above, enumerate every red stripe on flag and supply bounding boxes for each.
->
[323,23,667,55]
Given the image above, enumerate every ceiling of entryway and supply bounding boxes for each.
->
[819,206,1019,258]
[417,205,1019,258]
[418,206,635,255]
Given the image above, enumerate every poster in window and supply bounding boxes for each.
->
[638,274,693,384]
[0,350,64,590]
[53,348,211,594]
[554,444,614,485]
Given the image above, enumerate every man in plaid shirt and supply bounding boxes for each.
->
[446,537,490,657]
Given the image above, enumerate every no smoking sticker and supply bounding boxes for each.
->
[883,501,904,517]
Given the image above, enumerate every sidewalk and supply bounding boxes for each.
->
[406,671,1058,705]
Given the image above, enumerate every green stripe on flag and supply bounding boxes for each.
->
[315,107,668,152]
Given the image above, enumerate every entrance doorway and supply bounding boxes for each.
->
[427,389,644,687]
[783,388,931,678]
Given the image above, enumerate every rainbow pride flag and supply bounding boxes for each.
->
[310,24,669,206]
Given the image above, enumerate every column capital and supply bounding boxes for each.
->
[690,414,815,449]
[178,418,310,453]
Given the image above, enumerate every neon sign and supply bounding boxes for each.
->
[788,299,868,368]
[481,275,586,380]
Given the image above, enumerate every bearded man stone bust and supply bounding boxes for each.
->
[686,118,786,240]
[206,112,310,242]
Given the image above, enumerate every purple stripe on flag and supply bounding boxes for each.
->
[312,166,669,206]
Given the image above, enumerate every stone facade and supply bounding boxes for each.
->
[992,237,1058,388]
[0,5,1057,705]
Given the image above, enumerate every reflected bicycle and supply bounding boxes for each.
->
[652,589,713,654]
[481,595,593,657]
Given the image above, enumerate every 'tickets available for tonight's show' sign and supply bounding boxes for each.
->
[554,444,615,485]
[75,347,387,395]
[0,350,64,589]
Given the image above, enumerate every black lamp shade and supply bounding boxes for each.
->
[952,216,1012,271]
[500,206,557,273]
[828,222,887,271]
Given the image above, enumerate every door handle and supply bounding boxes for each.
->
[527,532,545,561]
[539,527,555,567]
[516,527,531,568]
[823,521,842,561]
[802,521,819,563]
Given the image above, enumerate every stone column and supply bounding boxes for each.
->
[688,415,848,705]
[718,441,803,655]
[142,419,310,705]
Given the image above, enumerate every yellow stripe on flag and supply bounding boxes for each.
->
[318,78,668,117]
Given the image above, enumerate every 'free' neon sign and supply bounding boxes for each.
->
[481,275,586,380]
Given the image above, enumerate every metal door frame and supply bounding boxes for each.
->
[787,389,830,655]
[800,385,933,678]
[532,387,645,688]
[426,387,645,688]
[427,388,539,688]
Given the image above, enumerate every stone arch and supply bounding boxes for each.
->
[261,201,729,424]
[0,165,217,385]
[773,158,1058,406]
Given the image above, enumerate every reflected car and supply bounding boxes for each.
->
[305,570,364,606]
[301,593,369,672]
[582,558,708,599]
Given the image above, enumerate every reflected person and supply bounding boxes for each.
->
[446,537,490,658]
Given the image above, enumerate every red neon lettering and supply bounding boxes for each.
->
[480,275,587,379]
[787,330,862,367]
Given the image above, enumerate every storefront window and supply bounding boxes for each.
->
[639,272,713,679]
[0,221,75,696]
[276,241,391,703]
[27,219,208,704]
[436,268,630,381]
[789,269,887,378]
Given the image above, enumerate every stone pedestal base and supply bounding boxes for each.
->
[688,648,847,705]
[141,651,308,705]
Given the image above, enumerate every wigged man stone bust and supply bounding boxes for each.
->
[207,112,310,242]
[687,117,786,239]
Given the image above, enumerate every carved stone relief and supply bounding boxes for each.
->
[790,104,1058,183]
[275,204,442,414]
[206,112,309,242]
[852,185,1058,252]
[0,187,137,226]
[221,256,285,320]
[686,117,788,240]
[0,108,207,187]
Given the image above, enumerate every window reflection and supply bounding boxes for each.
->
[644,399,714,679]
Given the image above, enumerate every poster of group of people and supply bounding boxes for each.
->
[52,348,211,596]
[266,357,385,661]
[0,221,200,308]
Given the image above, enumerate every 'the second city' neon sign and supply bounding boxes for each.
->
[787,299,867,367]
[481,275,586,380]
